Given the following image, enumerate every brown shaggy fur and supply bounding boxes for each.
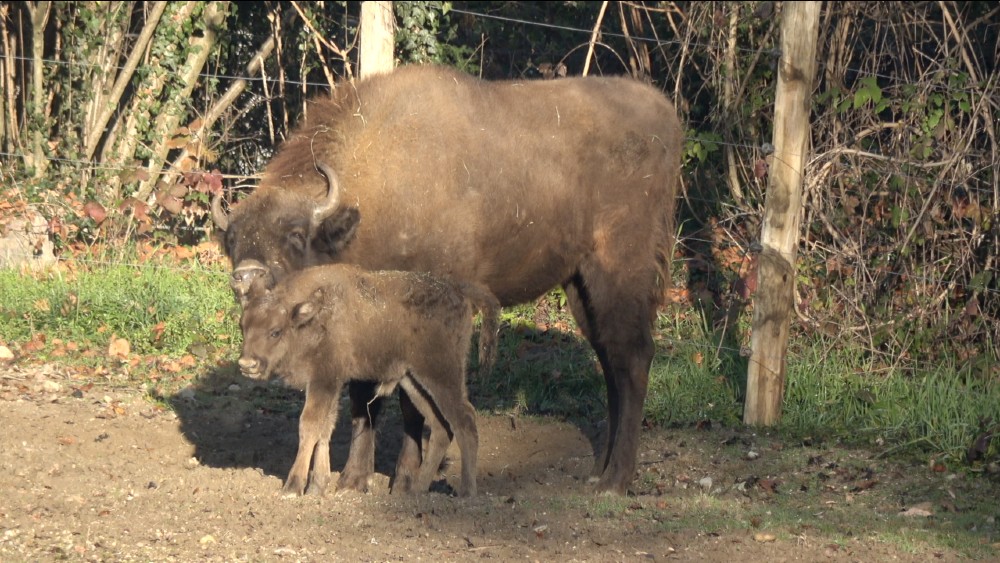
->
[239,264,498,497]
[217,64,682,494]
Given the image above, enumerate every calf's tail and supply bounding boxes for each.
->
[459,282,501,377]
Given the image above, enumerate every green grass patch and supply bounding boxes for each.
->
[0,260,240,361]
[780,344,1000,464]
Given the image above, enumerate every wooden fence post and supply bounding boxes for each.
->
[744,1,821,426]
[359,1,395,78]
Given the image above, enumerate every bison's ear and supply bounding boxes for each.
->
[313,207,360,257]
[290,288,324,327]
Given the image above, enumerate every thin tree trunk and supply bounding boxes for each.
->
[27,1,51,177]
[83,1,167,161]
[0,3,14,152]
[135,1,230,201]
[723,4,744,203]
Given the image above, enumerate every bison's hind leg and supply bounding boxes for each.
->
[564,265,656,495]
[336,381,384,493]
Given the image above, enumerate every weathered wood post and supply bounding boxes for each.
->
[744,1,820,426]
[359,1,395,77]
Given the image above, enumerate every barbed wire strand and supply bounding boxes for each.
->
[4,4,999,102]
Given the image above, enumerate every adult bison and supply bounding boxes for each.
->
[214,64,682,495]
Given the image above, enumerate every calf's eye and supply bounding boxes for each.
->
[270,329,282,339]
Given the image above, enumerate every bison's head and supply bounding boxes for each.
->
[213,163,359,305]
[238,286,324,386]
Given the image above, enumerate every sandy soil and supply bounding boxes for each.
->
[0,362,992,562]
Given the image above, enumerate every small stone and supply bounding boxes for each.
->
[42,380,62,393]
[746,450,760,460]
[698,477,713,490]
[227,384,241,392]
[198,534,215,545]
[0,346,14,360]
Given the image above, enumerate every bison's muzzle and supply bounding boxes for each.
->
[231,259,274,304]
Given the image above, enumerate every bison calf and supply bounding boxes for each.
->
[238,263,497,497]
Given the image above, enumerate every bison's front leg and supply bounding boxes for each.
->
[285,381,341,496]
[336,381,382,492]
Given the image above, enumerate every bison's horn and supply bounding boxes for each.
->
[312,162,342,226]
[211,191,230,232]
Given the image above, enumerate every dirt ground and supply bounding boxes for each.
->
[1,361,997,562]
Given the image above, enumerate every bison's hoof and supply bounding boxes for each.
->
[305,481,327,496]
[589,476,628,496]
[336,471,372,493]
[390,474,414,495]
[281,477,307,497]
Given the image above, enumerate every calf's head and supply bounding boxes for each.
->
[213,162,359,305]
[238,287,324,383]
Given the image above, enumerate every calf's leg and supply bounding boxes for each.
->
[407,371,479,497]
[390,389,424,494]
[400,378,451,494]
[285,380,342,496]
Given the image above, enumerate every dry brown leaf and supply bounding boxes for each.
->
[151,322,166,342]
[83,201,107,224]
[107,334,131,360]
[900,502,934,517]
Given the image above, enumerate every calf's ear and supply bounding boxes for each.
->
[290,288,324,327]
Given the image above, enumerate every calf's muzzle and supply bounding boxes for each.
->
[238,356,265,378]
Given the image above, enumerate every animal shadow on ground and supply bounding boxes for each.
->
[165,320,607,492]
[163,365,408,487]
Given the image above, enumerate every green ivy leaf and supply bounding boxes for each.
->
[970,271,993,292]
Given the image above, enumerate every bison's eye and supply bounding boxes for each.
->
[270,329,282,339]
[289,231,306,252]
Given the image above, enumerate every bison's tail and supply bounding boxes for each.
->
[655,123,683,312]
[460,282,501,377]
[655,186,678,307]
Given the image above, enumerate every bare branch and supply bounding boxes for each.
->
[582,1,609,77]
